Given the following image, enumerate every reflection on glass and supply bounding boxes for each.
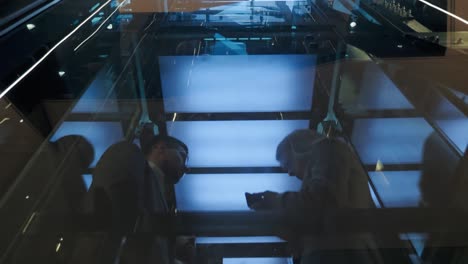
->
[432,94,468,152]
[332,0,352,15]
[196,237,285,244]
[223,258,292,264]
[368,182,382,208]
[72,71,118,113]
[339,62,414,111]
[356,64,413,110]
[175,173,301,211]
[351,118,433,164]
[51,121,124,166]
[369,171,422,207]
[167,120,309,167]
[160,55,316,113]
[400,233,428,256]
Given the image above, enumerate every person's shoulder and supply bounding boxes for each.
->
[317,137,355,159]
[315,137,347,148]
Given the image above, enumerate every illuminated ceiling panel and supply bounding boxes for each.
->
[369,171,421,207]
[351,118,433,165]
[159,55,316,113]
[175,173,302,211]
[432,95,468,152]
[436,119,468,152]
[224,258,292,264]
[356,64,413,110]
[167,120,309,167]
[196,237,284,244]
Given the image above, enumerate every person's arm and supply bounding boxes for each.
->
[250,154,330,212]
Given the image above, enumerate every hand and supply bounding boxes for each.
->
[175,236,196,263]
[249,191,280,210]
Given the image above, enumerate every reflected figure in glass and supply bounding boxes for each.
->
[248,129,379,264]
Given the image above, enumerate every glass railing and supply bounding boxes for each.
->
[0,0,466,263]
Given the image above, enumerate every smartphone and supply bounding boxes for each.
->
[245,192,264,208]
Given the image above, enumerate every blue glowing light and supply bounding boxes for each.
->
[196,237,284,244]
[175,173,302,211]
[51,122,123,166]
[356,64,413,110]
[369,171,421,207]
[223,258,292,264]
[91,17,103,26]
[159,55,316,113]
[351,118,433,165]
[167,120,309,167]
[211,35,247,55]
[89,3,100,13]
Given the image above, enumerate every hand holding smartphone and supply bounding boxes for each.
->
[245,192,264,208]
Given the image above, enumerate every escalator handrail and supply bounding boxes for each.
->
[0,0,61,37]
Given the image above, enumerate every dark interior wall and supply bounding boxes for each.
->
[0,0,47,22]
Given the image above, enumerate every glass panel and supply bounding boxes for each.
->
[223,258,292,264]
[160,55,316,113]
[71,69,119,113]
[400,233,427,256]
[50,121,124,166]
[0,0,50,27]
[175,173,302,211]
[196,237,285,244]
[436,118,468,153]
[368,182,382,208]
[369,171,422,207]
[431,93,468,152]
[351,118,434,165]
[167,120,309,167]
[340,63,414,111]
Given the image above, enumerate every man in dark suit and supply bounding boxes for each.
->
[77,128,188,264]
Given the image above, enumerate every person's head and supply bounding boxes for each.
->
[53,135,95,169]
[276,129,325,179]
[145,135,189,184]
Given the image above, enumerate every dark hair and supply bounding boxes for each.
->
[53,135,95,168]
[142,135,188,157]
